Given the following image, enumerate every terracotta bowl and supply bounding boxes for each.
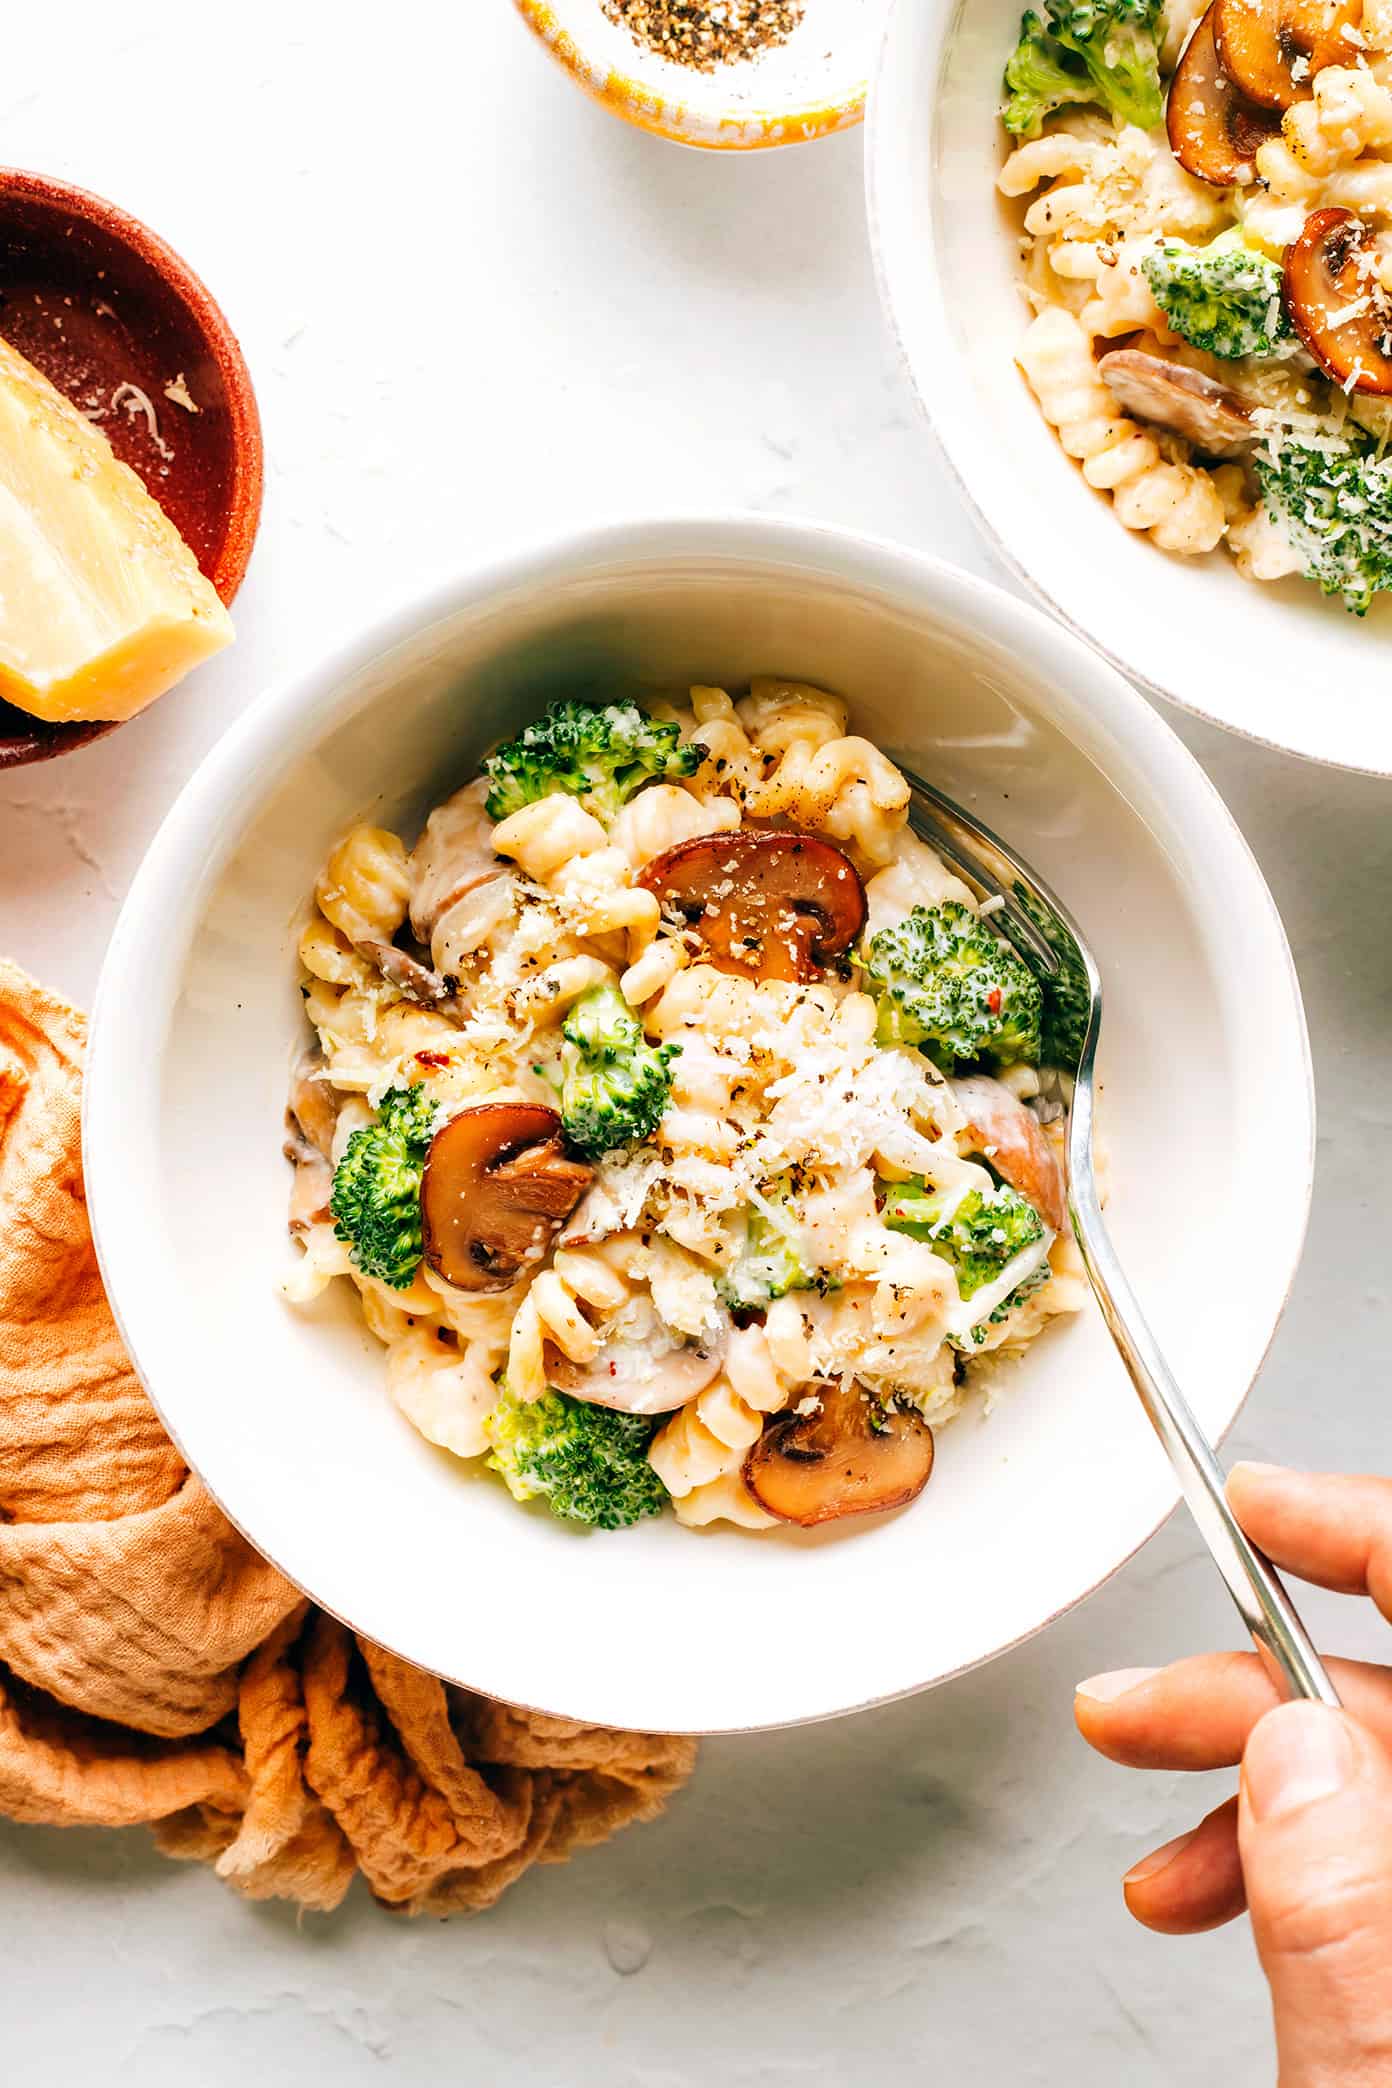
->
[0,170,263,772]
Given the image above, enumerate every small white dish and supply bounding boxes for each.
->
[85,517,1312,1733]
[514,0,878,149]
[867,0,1392,776]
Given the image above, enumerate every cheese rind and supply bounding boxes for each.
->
[0,336,233,723]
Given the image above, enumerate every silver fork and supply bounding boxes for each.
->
[896,761,1338,1706]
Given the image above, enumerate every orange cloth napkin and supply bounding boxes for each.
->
[0,957,695,1913]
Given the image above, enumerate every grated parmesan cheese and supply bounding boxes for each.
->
[111,381,175,462]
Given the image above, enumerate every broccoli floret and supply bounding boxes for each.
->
[1043,952,1090,1068]
[329,1083,438,1289]
[950,1261,1055,1350]
[1142,233,1290,361]
[559,982,677,1156]
[1038,0,1164,130]
[864,903,1043,1072]
[1255,434,1392,616]
[485,1385,669,1530]
[483,698,704,823]
[563,978,650,1062]
[718,1206,819,1310]
[1002,10,1099,133]
[1001,0,1163,136]
[1007,885,1091,1070]
[881,1178,1046,1298]
[988,1257,1054,1321]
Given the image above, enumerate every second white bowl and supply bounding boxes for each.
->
[85,518,1312,1732]
[868,0,1392,775]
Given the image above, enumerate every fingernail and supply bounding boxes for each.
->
[1124,1828,1196,1887]
[1075,1666,1160,1703]
[1228,1460,1286,1481]
[1242,1703,1358,1822]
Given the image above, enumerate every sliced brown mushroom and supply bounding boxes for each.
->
[421,1103,593,1293]
[1284,207,1392,395]
[359,938,451,1006]
[286,1145,334,1234]
[1098,349,1256,455]
[285,1049,341,1160]
[407,778,513,976]
[637,829,866,983]
[743,1380,934,1528]
[952,1074,1067,1233]
[547,1318,726,1415]
[1212,0,1361,109]
[1167,7,1281,185]
[283,1051,341,1235]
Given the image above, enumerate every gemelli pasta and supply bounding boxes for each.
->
[283,683,1086,1535]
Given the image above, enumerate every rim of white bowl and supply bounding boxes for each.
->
[84,515,1316,1731]
[864,0,1392,780]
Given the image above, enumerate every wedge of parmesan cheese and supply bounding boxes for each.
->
[0,334,232,723]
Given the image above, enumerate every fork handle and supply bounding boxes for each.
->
[1067,1171,1340,1707]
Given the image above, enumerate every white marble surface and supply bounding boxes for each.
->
[1,6,1388,2080]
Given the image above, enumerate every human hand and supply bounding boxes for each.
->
[1074,1464,1392,2084]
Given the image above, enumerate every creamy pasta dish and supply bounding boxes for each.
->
[283,684,1086,1536]
[1000,0,1392,611]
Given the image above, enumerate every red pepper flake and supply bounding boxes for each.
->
[414,1050,451,1068]
[987,988,1002,1014]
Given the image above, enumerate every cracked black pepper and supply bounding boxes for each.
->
[600,0,805,72]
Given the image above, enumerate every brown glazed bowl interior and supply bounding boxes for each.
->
[0,168,263,771]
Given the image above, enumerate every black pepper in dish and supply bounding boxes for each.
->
[601,0,805,71]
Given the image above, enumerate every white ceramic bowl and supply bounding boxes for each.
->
[868,0,1392,776]
[85,518,1313,1733]
[514,0,876,150]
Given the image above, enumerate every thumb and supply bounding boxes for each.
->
[1239,1702,1392,2085]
